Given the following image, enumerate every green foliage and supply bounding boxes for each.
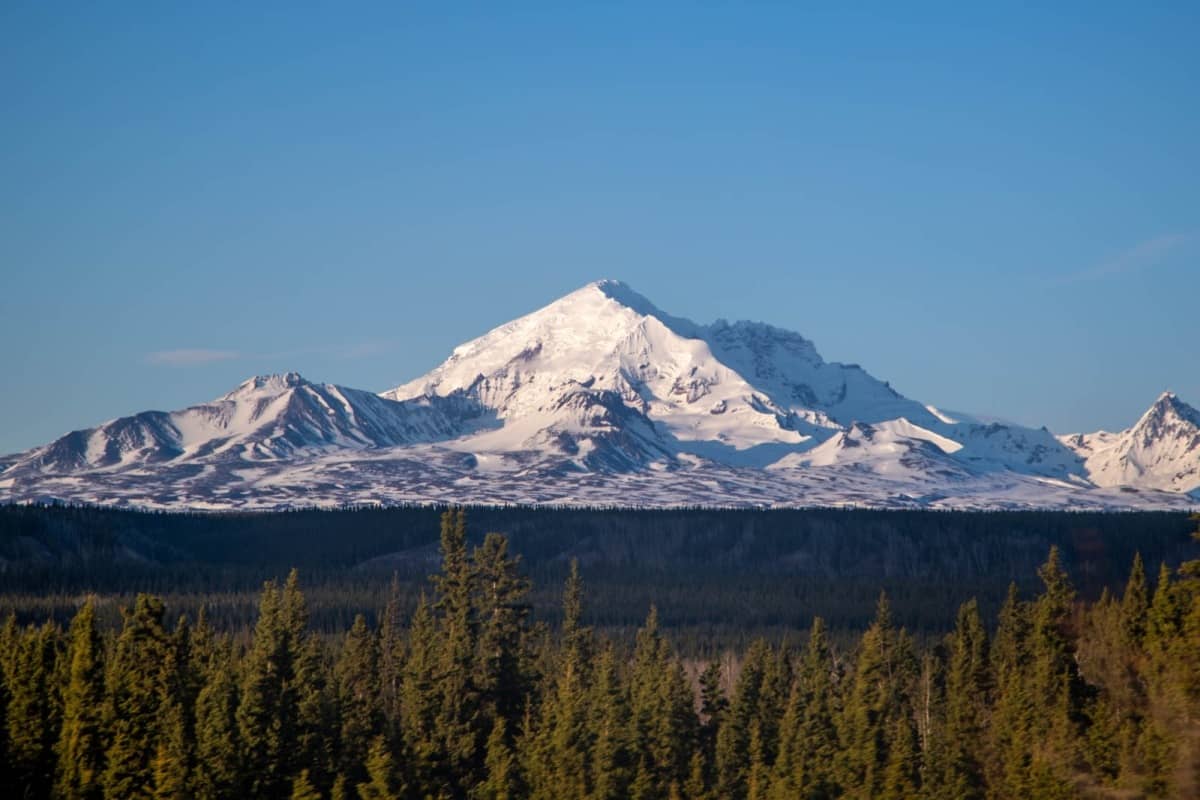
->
[55,596,105,800]
[0,512,1197,799]
[102,594,168,800]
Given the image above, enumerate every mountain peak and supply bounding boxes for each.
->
[1140,390,1200,428]
[223,372,309,400]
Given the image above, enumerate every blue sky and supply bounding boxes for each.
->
[2,2,1197,454]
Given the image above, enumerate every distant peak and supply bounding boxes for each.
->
[226,372,309,397]
[583,279,659,313]
[1138,390,1199,427]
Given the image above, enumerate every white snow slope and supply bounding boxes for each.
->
[1,281,1196,510]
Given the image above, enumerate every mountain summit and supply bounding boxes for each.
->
[1,282,1196,509]
[1060,391,1200,495]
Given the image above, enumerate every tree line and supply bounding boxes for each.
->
[1,510,1198,799]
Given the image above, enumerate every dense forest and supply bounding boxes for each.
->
[1,510,1198,799]
[2,504,1198,649]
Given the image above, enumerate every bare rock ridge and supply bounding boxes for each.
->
[1,280,1196,509]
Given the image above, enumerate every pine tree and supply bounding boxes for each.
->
[881,712,920,798]
[152,697,191,800]
[838,592,916,800]
[398,593,439,791]
[432,508,483,791]
[55,596,106,800]
[589,644,631,800]
[191,639,241,800]
[940,598,989,799]
[357,736,401,800]
[1029,546,1088,784]
[987,583,1035,798]
[1121,551,1150,646]
[290,769,323,800]
[103,594,168,800]
[795,618,839,800]
[629,606,697,799]
[7,622,60,800]
[236,575,327,800]
[480,716,517,800]
[716,639,771,799]
[338,613,382,789]
[475,532,532,732]
[378,573,406,744]
[284,570,335,791]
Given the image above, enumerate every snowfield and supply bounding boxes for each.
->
[2,281,1197,511]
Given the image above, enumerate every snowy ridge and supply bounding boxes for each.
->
[1,281,1197,510]
[1060,392,1200,496]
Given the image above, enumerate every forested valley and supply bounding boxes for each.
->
[1,509,1198,799]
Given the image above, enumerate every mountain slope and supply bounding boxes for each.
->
[0,281,1196,510]
[3,373,475,478]
[1060,392,1200,495]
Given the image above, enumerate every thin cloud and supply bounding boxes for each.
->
[1054,232,1194,286]
[144,339,398,368]
[145,348,241,367]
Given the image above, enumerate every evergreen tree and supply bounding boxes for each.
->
[474,532,532,732]
[398,593,439,791]
[357,736,401,800]
[378,573,406,745]
[1029,546,1089,787]
[152,697,191,800]
[191,639,241,800]
[940,598,989,799]
[987,583,1035,797]
[1121,551,1150,646]
[480,717,517,800]
[588,644,631,800]
[55,596,106,800]
[838,592,915,800]
[284,570,336,792]
[7,622,60,800]
[103,594,168,800]
[290,769,323,800]
[237,576,323,800]
[338,613,382,789]
[432,509,483,792]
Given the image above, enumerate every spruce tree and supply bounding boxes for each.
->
[475,532,532,732]
[7,622,60,800]
[398,593,439,791]
[432,509,483,791]
[987,583,1035,797]
[480,716,517,800]
[152,697,191,800]
[838,592,915,800]
[588,643,631,800]
[102,594,168,800]
[55,596,106,800]
[338,613,382,789]
[378,573,406,744]
[1029,546,1088,785]
[290,769,323,800]
[357,736,401,800]
[941,598,989,799]
[237,578,301,800]
[191,639,241,800]
[1121,551,1150,646]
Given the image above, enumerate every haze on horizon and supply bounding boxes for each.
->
[2,3,1198,455]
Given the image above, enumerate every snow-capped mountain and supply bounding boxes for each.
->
[2,373,474,477]
[0,281,1196,510]
[1060,392,1200,496]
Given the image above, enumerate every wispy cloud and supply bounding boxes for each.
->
[143,339,398,368]
[145,348,241,367]
[1053,232,1194,286]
